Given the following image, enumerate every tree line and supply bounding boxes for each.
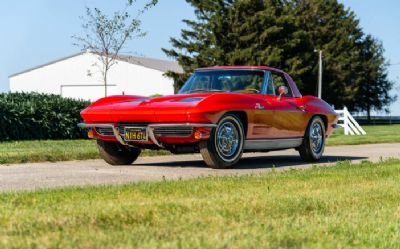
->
[163,0,396,118]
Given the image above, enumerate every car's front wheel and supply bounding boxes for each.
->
[298,116,326,161]
[200,114,245,169]
[97,140,141,165]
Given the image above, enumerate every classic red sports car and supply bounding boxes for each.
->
[79,66,338,168]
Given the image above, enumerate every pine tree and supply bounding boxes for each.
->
[284,0,362,108]
[354,35,396,120]
[163,0,396,113]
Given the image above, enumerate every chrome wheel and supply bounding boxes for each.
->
[310,122,324,154]
[299,116,326,162]
[216,121,240,158]
[200,114,244,168]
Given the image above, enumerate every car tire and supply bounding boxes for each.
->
[200,114,245,169]
[97,140,141,165]
[298,116,326,162]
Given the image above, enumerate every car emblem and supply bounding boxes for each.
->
[255,103,265,110]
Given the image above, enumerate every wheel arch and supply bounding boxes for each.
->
[225,111,248,138]
[199,110,246,169]
[308,114,328,133]
[316,114,328,131]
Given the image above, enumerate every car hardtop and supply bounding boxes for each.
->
[196,65,285,74]
[193,66,302,98]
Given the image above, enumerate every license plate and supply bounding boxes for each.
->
[124,127,148,141]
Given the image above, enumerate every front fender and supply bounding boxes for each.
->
[89,95,146,108]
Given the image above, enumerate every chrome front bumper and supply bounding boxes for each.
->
[78,123,217,148]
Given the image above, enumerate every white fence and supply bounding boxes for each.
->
[335,107,367,135]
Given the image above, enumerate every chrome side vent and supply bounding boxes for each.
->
[154,127,193,137]
[95,127,114,136]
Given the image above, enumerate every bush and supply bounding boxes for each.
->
[0,92,90,141]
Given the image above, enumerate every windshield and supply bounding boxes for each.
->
[179,70,265,94]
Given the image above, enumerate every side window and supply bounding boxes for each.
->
[271,72,293,97]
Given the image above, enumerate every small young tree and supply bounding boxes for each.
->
[73,1,157,97]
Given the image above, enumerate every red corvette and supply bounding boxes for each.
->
[79,66,338,168]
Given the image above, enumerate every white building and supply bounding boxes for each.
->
[9,52,183,101]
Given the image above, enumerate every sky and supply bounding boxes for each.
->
[0,0,399,114]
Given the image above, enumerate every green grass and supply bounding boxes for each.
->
[0,124,399,165]
[1,159,400,248]
[0,140,170,165]
[327,124,400,146]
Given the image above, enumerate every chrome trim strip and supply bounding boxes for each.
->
[111,126,129,146]
[78,123,217,148]
[147,126,160,147]
[78,123,114,129]
[244,138,303,150]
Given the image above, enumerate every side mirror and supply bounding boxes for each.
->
[278,86,288,100]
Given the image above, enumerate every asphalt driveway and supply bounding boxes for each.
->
[0,143,399,192]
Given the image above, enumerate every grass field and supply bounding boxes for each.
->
[327,124,400,146]
[1,159,400,248]
[0,124,399,165]
[0,140,170,165]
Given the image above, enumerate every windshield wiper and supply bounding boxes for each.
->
[188,89,226,93]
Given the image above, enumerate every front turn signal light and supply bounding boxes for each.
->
[194,130,202,140]
[88,129,94,139]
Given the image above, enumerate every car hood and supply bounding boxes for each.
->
[80,93,215,123]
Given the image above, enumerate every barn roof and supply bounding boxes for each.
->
[117,54,183,74]
[9,52,183,78]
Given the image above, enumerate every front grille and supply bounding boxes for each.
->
[154,127,193,137]
[95,127,114,136]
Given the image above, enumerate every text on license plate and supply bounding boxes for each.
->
[124,127,147,141]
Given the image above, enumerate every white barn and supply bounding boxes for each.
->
[9,52,183,101]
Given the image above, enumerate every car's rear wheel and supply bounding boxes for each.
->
[200,114,245,169]
[97,140,141,165]
[298,116,326,161]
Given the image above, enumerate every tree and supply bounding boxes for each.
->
[354,35,396,120]
[73,1,157,97]
[163,0,396,113]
